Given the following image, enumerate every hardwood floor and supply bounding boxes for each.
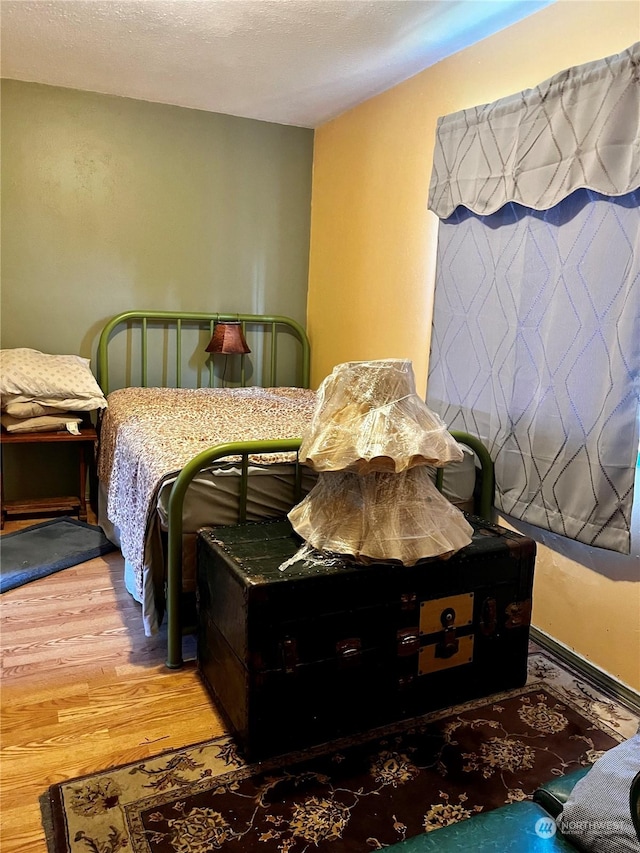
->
[0,514,226,853]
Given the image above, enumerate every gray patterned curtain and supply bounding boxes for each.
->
[429,43,639,218]
[426,45,640,554]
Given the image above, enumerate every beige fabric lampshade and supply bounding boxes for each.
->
[299,359,465,474]
[288,467,474,565]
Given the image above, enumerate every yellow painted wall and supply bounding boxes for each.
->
[308,0,640,690]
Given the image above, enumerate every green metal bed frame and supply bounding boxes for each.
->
[97,310,311,394]
[95,310,494,671]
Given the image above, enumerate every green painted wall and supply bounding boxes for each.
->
[1,80,314,500]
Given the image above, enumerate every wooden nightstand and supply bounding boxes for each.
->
[0,426,98,529]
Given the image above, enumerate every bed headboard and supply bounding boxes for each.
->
[97,310,311,395]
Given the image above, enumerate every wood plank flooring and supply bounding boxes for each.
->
[0,514,226,853]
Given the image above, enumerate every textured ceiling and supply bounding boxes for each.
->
[0,0,553,128]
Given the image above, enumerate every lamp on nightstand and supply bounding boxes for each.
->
[205,321,251,384]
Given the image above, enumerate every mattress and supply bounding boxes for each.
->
[98,461,319,634]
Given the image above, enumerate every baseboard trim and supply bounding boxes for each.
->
[530,626,640,715]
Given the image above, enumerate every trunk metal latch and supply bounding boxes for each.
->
[418,593,475,675]
[435,607,459,659]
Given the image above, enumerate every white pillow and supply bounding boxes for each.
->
[3,401,64,418]
[1,393,106,412]
[0,348,107,410]
[1,413,84,434]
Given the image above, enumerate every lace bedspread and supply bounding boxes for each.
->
[97,386,317,599]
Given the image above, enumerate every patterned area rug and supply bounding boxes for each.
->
[46,653,638,853]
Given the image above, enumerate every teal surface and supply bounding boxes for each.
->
[533,766,592,817]
[385,800,578,852]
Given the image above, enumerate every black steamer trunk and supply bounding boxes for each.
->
[197,517,535,760]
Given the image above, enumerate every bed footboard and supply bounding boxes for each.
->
[164,431,494,669]
[447,430,494,521]
[166,439,304,668]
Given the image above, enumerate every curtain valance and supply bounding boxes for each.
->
[428,42,640,219]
